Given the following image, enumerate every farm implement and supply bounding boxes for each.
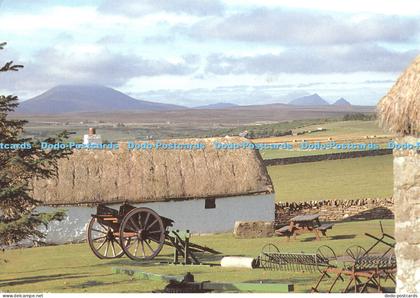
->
[87,203,220,264]
[113,268,294,293]
[259,243,337,273]
[311,222,396,293]
[258,222,396,293]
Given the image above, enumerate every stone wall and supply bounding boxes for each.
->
[275,197,394,226]
[235,197,394,238]
[393,137,420,293]
[264,148,392,166]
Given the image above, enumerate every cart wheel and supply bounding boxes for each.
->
[316,245,337,272]
[87,217,125,259]
[119,207,165,261]
[260,243,280,270]
[345,245,367,263]
[261,243,280,255]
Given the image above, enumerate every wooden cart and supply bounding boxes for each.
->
[87,203,220,263]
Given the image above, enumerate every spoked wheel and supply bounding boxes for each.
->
[261,243,280,254]
[119,207,166,261]
[346,245,367,263]
[87,217,125,259]
[259,243,280,270]
[316,245,338,273]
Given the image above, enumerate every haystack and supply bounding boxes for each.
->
[377,55,420,136]
[32,137,273,205]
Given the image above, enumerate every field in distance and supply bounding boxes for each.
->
[257,120,393,160]
[15,105,374,141]
[268,155,393,202]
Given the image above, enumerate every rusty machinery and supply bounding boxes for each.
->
[311,222,396,293]
[259,243,338,273]
[259,222,396,293]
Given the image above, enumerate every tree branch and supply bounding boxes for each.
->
[0,61,24,72]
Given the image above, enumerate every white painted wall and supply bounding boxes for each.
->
[38,194,275,244]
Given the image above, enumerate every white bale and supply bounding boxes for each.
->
[220,256,257,269]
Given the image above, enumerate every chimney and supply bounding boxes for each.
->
[88,127,96,135]
[83,127,102,145]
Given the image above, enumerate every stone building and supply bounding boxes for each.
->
[32,137,275,243]
[377,55,420,293]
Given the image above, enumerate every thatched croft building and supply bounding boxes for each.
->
[32,137,275,243]
[377,55,419,293]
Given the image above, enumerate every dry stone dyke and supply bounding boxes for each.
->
[275,197,394,225]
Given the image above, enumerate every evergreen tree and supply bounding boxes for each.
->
[0,42,72,246]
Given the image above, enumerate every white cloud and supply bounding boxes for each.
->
[98,0,225,17]
[187,9,420,45]
[205,45,419,74]
[227,0,420,16]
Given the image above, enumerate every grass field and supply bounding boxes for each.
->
[257,120,393,160]
[259,147,390,160]
[292,120,386,137]
[268,155,393,202]
[0,219,395,293]
[256,120,389,143]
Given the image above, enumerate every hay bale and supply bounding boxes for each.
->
[233,221,274,238]
[377,55,420,136]
[32,137,273,205]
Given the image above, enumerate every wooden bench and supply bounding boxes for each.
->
[318,223,334,231]
[275,214,334,240]
[275,225,292,236]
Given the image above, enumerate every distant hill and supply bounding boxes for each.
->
[333,98,352,106]
[195,102,239,109]
[288,93,330,106]
[17,85,185,114]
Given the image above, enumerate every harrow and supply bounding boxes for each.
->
[259,243,338,273]
[312,221,396,293]
[259,222,396,293]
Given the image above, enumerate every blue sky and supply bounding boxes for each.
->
[0,0,419,106]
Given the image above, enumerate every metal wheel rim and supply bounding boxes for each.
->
[119,207,165,261]
[87,217,125,259]
[261,243,280,254]
[345,245,367,263]
[260,243,279,270]
[316,245,337,273]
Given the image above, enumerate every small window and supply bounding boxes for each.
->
[205,198,216,209]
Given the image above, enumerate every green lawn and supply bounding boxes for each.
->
[292,120,387,137]
[0,220,394,293]
[259,147,383,160]
[268,155,393,202]
[258,120,392,160]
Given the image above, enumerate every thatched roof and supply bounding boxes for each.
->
[33,137,273,205]
[377,55,420,136]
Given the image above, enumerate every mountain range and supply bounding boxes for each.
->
[16,85,352,114]
[17,85,184,114]
[288,93,330,106]
[333,98,352,106]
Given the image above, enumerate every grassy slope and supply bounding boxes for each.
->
[291,120,386,137]
[268,155,393,202]
[259,148,384,160]
[0,220,394,293]
[258,120,392,160]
